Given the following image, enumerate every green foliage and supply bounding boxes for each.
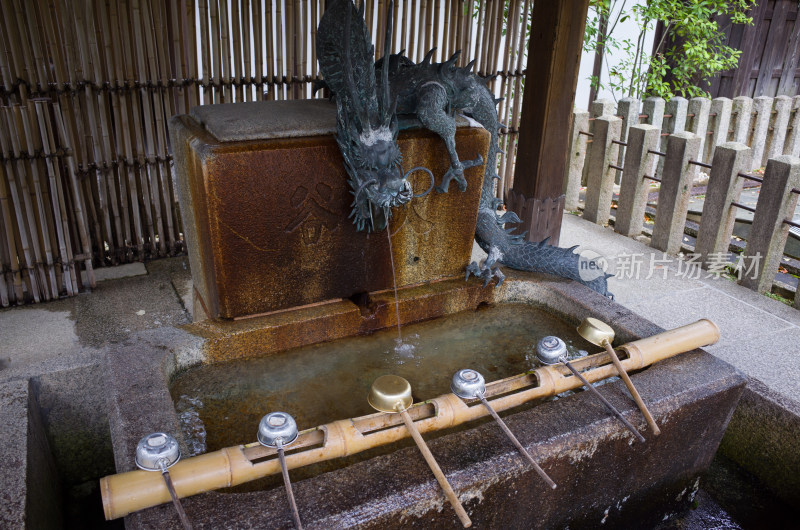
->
[585,0,755,100]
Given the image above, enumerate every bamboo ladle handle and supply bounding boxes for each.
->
[399,408,472,528]
[602,340,661,436]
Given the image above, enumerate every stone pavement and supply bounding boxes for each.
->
[556,213,800,504]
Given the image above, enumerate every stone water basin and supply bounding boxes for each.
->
[171,303,589,459]
[105,273,745,529]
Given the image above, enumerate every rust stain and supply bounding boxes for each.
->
[174,114,490,320]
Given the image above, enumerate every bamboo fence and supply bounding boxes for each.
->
[0,0,531,306]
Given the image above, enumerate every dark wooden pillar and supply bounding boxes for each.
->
[506,0,591,246]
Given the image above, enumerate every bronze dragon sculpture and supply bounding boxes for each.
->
[317,0,612,297]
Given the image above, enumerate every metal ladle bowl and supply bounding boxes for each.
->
[257,412,299,448]
[368,375,413,413]
[450,369,486,399]
[577,317,615,346]
[134,432,193,530]
[536,336,568,365]
[135,432,181,472]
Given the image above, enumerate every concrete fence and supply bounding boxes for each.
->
[567,95,800,309]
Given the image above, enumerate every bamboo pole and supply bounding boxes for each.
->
[231,0,244,102]
[504,0,529,194]
[35,101,77,296]
[275,0,284,100]
[198,0,212,104]
[19,0,49,91]
[7,0,35,102]
[310,0,317,88]
[286,0,295,99]
[0,108,40,301]
[101,0,133,260]
[33,102,73,296]
[431,0,440,62]
[89,0,125,261]
[0,207,10,305]
[168,0,186,114]
[299,0,307,99]
[0,2,16,105]
[145,0,174,256]
[53,101,94,287]
[409,0,428,63]
[265,0,274,100]
[474,0,485,74]
[209,0,222,102]
[219,0,232,103]
[130,0,158,256]
[8,106,50,299]
[0,152,23,303]
[184,0,200,109]
[242,0,252,102]
[19,104,58,299]
[101,319,721,520]
[71,0,112,260]
[254,0,264,100]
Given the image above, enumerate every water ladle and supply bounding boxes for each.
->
[368,375,472,528]
[134,432,193,530]
[258,412,303,529]
[536,336,645,443]
[577,318,661,436]
[451,369,556,489]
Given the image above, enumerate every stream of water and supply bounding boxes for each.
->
[385,223,415,356]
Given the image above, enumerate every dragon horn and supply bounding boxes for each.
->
[422,47,437,64]
[380,0,394,123]
[341,1,369,130]
[445,50,461,66]
[357,0,365,17]
[462,59,476,72]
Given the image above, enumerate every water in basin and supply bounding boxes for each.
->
[171,302,588,456]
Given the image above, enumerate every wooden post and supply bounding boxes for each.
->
[740,156,800,294]
[506,0,591,246]
[694,143,751,268]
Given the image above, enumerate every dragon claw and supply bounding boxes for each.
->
[465,255,504,288]
[436,153,484,193]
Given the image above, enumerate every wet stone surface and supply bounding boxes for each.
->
[108,276,749,529]
[170,303,590,457]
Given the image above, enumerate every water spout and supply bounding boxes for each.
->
[385,216,414,356]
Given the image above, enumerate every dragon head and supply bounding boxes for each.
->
[338,119,414,231]
[319,0,428,232]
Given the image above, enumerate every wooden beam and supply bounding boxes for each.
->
[507,0,591,245]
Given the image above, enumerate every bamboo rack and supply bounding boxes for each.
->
[100,319,721,520]
[0,1,532,305]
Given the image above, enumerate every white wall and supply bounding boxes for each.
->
[575,1,655,111]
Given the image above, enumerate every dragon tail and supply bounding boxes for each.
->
[475,209,612,297]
